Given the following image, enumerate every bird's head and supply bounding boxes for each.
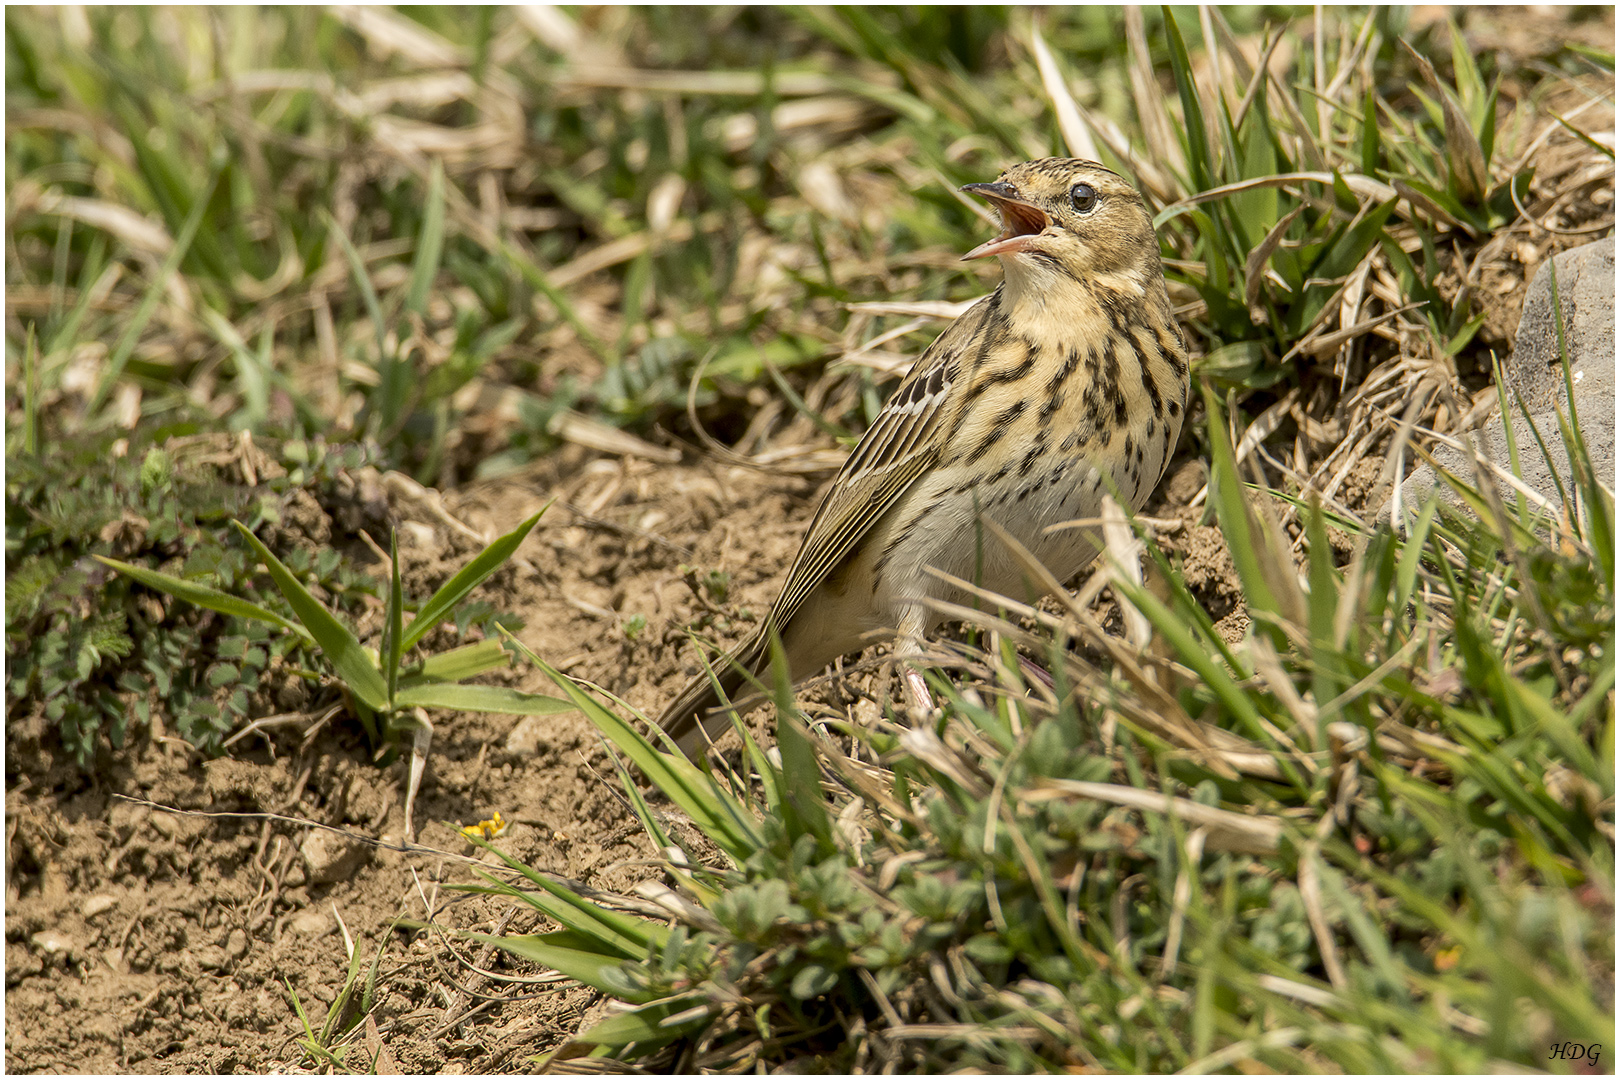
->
[961,159,1157,287]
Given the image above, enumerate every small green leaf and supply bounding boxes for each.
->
[789,964,838,1000]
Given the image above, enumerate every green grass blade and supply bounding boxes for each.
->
[385,531,404,702]
[21,326,39,456]
[406,160,446,317]
[42,231,106,363]
[464,931,650,999]
[1392,499,1439,616]
[1548,261,1615,578]
[1162,5,1214,192]
[492,233,614,365]
[514,640,764,861]
[1110,576,1282,758]
[1506,674,1604,793]
[230,520,389,710]
[767,627,833,851]
[321,208,389,360]
[88,163,221,415]
[571,994,712,1047]
[393,682,574,714]
[1360,90,1381,176]
[460,840,668,954]
[93,555,313,642]
[401,506,548,651]
[413,638,510,681]
[1199,381,1281,622]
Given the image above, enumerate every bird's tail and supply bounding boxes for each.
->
[655,629,769,759]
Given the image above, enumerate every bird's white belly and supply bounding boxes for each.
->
[874,449,1134,629]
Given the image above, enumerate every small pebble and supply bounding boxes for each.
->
[81,894,118,919]
[290,909,332,936]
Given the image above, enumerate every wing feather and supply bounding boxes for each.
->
[766,290,1001,629]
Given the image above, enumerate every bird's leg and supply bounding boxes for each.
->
[895,606,935,715]
[903,665,934,713]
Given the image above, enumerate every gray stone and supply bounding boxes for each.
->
[299,829,372,885]
[1385,237,1614,524]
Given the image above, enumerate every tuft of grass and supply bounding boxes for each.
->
[98,506,572,836]
[285,911,396,1073]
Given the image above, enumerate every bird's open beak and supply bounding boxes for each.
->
[960,181,1051,260]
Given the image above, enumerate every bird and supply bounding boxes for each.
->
[658,158,1190,758]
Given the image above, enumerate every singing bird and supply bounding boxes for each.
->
[659,158,1190,756]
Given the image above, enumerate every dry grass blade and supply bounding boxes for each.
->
[1099,495,1151,649]
[1264,60,1330,174]
[1125,5,1185,193]
[553,66,854,97]
[1228,26,1283,134]
[546,410,681,464]
[1247,636,1318,750]
[1029,23,1100,162]
[1390,177,1473,234]
[1158,825,1206,978]
[1298,844,1349,991]
[32,191,173,257]
[548,215,711,288]
[1324,8,1380,102]
[1281,302,1426,366]
[632,881,724,933]
[1020,779,1284,856]
[1168,171,1399,210]
[896,727,990,800]
[1244,205,1305,322]
[921,531,1278,783]
[1234,387,1301,470]
[329,4,465,66]
[1079,102,1180,207]
[842,299,976,320]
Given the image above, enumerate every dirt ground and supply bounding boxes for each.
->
[0,226,1571,1071]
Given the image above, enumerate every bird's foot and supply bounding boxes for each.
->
[903,666,934,715]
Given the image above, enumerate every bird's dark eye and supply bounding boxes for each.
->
[1069,183,1098,214]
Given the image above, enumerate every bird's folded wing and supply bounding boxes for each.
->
[767,295,992,630]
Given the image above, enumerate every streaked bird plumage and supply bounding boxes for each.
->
[660,158,1190,756]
